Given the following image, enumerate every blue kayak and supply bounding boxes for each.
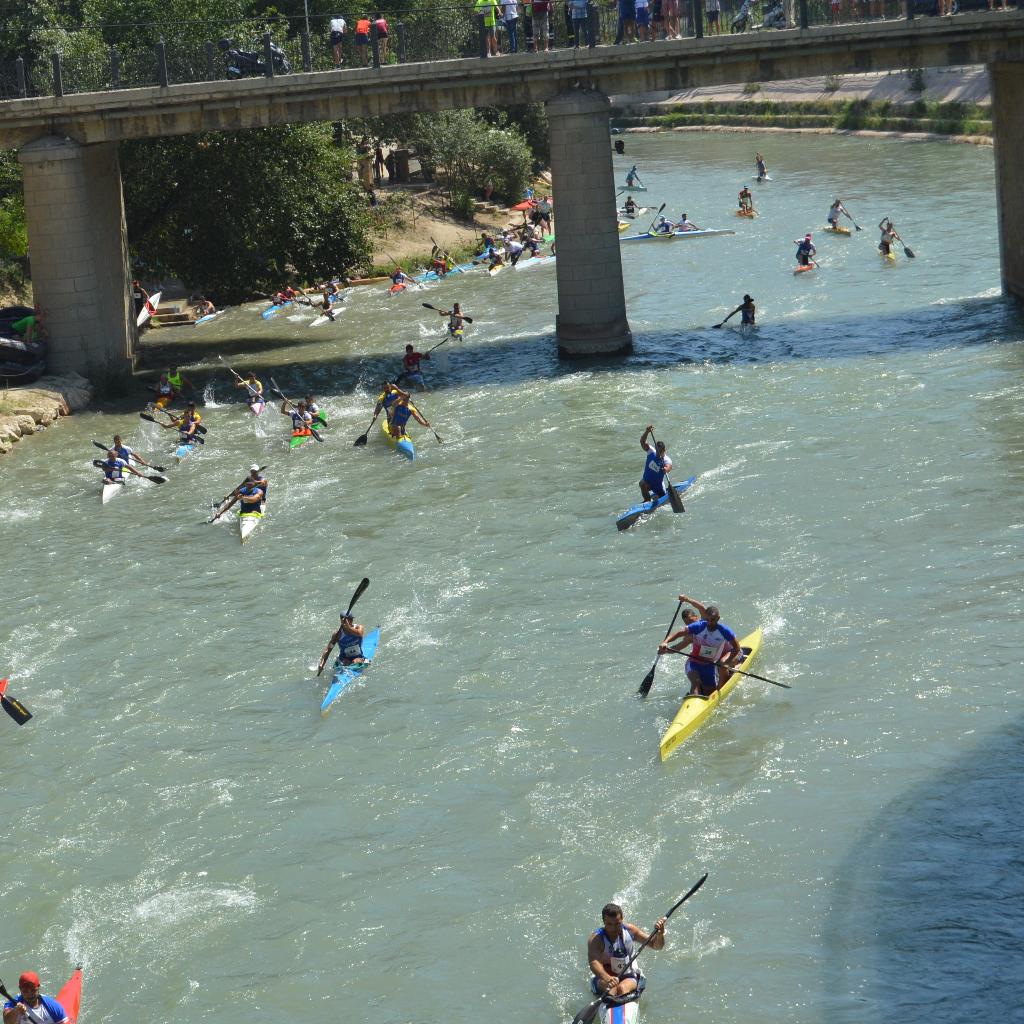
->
[320,627,381,715]
[261,300,293,320]
[616,475,697,532]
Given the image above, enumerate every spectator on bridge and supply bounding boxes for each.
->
[635,0,652,39]
[532,0,552,49]
[611,0,638,43]
[662,0,681,37]
[330,13,347,66]
[705,0,722,34]
[570,0,595,46]
[476,0,500,55]
[373,13,389,60]
[652,0,665,39]
[502,0,521,52]
[355,16,371,65]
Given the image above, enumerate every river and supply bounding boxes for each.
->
[1,130,1022,1024]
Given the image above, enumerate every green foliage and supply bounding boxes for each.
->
[479,104,550,166]
[121,123,372,302]
[0,154,27,292]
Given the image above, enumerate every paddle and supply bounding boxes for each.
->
[409,396,442,445]
[139,411,207,435]
[712,308,738,329]
[269,378,323,443]
[385,252,422,290]
[0,679,33,726]
[648,429,684,514]
[638,599,683,698]
[570,874,708,1024]
[0,977,45,1022]
[354,409,380,447]
[421,302,474,324]
[91,440,165,473]
[92,459,167,484]
[844,209,862,231]
[900,238,916,259]
[209,466,268,522]
[317,578,371,676]
[664,649,791,688]
[218,355,264,405]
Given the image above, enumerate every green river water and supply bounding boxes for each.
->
[1,131,1022,1024]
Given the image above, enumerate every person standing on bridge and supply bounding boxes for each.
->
[476,0,500,55]
[532,0,552,50]
[502,0,521,53]
[354,15,371,65]
[705,0,722,34]
[330,13,347,66]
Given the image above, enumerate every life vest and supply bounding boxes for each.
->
[641,446,669,487]
[593,926,641,980]
[103,457,126,482]
[168,371,184,390]
[390,402,414,430]
[290,410,312,435]
[238,481,264,513]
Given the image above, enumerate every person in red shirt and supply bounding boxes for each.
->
[399,344,429,390]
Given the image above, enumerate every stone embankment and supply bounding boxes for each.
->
[0,373,93,456]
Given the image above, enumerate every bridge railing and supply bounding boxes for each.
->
[0,1,1013,100]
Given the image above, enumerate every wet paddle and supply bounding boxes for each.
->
[421,302,474,324]
[218,355,264,405]
[208,466,268,522]
[648,429,684,514]
[643,203,666,237]
[91,440,165,473]
[269,378,323,442]
[92,459,166,484]
[0,678,33,726]
[570,874,708,1024]
[901,238,916,258]
[664,649,791,688]
[354,410,380,447]
[318,578,370,676]
[139,411,208,435]
[409,396,442,444]
[638,599,683,698]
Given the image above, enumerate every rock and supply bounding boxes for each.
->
[0,415,25,443]
[0,372,93,457]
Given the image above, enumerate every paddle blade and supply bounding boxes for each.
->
[903,245,916,258]
[667,486,685,514]
[147,475,167,484]
[712,322,723,329]
[638,658,658,697]
[152,465,166,473]
[421,302,437,311]
[139,412,157,423]
[354,433,368,447]
[347,577,370,614]
[2,692,33,725]
[571,996,604,1024]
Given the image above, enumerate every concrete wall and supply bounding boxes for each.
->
[19,136,134,379]
[990,62,1024,301]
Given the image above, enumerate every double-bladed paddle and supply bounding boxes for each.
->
[92,459,167,484]
[408,396,442,445]
[421,302,474,324]
[663,649,791,688]
[638,599,683,698]
[0,678,33,725]
[570,874,709,1024]
[139,411,208,436]
[269,377,323,442]
[648,429,684,514]
[91,440,165,473]
[317,578,370,676]
[354,409,380,447]
[208,466,268,523]
[218,355,264,404]
[901,238,916,259]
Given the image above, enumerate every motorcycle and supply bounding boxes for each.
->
[731,0,756,31]
[218,38,291,79]
[759,0,788,29]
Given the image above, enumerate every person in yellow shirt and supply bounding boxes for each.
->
[475,0,500,55]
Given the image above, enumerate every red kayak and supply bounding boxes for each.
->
[511,199,536,212]
[387,282,407,296]
[57,968,82,1023]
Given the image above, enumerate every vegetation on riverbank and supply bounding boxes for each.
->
[613,98,992,138]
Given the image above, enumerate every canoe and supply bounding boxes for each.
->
[320,627,381,715]
[621,229,736,242]
[290,431,312,450]
[388,282,407,295]
[249,398,266,416]
[488,264,504,277]
[659,628,763,761]
[825,225,851,235]
[239,510,262,544]
[261,300,293,320]
[514,254,556,271]
[56,968,82,1024]
[600,995,640,1024]
[736,208,757,218]
[381,416,415,460]
[616,475,696,532]
[101,479,125,505]
[793,264,815,275]
[194,310,223,325]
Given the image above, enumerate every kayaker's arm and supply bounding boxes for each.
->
[409,407,430,428]
[214,493,240,520]
[318,628,342,672]
[679,594,708,617]
[641,424,654,451]
[587,934,618,990]
[279,400,292,416]
[628,918,666,950]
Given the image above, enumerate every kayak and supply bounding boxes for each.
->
[261,300,293,320]
[825,225,851,235]
[620,183,647,192]
[659,628,763,761]
[880,249,897,262]
[381,416,415,460]
[618,221,631,232]
[239,510,262,544]
[174,441,195,462]
[622,229,736,242]
[56,968,82,1024]
[488,264,504,277]
[514,254,556,271]
[194,310,223,325]
[249,397,266,416]
[310,309,344,327]
[101,478,125,504]
[599,994,641,1024]
[348,275,390,286]
[736,208,757,218]
[753,175,772,182]
[290,431,313,450]
[320,627,381,715]
[136,290,162,328]
[793,264,815,275]
[388,282,407,295]
[616,475,696,532]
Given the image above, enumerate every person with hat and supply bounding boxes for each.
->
[638,424,673,504]
[738,185,754,215]
[318,609,368,673]
[794,233,817,268]
[2,971,71,1024]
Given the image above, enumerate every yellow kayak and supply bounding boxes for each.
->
[381,415,415,460]
[825,225,851,235]
[659,629,763,761]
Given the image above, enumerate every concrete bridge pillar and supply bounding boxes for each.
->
[991,62,1024,303]
[19,136,134,380]
[546,87,632,358]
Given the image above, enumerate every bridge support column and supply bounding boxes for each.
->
[991,62,1024,302]
[547,87,632,358]
[19,135,134,381]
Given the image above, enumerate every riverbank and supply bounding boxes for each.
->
[0,373,93,456]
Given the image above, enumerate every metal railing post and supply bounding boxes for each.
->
[52,53,63,97]
[110,46,121,88]
[397,22,407,63]
[906,0,915,21]
[205,41,216,80]
[798,0,809,28]
[156,40,169,86]
[370,22,381,66]
[478,13,489,57]
[523,9,535,51]
[263,32,275,77]
[15,57,26,98]
[301,31,312,71]
[693,0,703,38]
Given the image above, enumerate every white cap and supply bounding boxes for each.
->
[250,463,260,472]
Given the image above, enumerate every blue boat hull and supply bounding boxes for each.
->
[616,475,696,531]
[320,627,381,715]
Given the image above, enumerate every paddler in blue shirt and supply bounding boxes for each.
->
[318,611,368,674]
[99,448,146,485]
[587,903,665,1001]
[110,433,156,470]
[157,401,202,442]
[639,425,673,503]
[794,233,816,267]
[660,604,741,696]
[386,388,431,439]
[625,165,643,189]
[374,381,403,421]
[3,970,71,1024]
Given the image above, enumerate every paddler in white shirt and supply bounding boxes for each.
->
[587,903,665,1000]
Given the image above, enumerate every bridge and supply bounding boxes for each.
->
[1,11,1023,376]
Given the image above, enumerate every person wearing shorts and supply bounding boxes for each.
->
[661,0,680,37]
[613,0,637,43]
[329,15,346,66]
[635,0,651,39]
[705,0,721,33]
[354,16,371,65]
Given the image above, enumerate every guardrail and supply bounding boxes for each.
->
[0,0,1008,101]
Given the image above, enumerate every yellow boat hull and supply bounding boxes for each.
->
[659,629,763,761]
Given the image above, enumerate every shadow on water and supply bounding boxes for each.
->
[821,719,1024,1022]
[133,294,1024,401]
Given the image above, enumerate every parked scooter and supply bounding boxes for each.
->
[218,38,291,79]
[760,0,787,29]
[731,0,757,31]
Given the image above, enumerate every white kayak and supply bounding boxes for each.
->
[310,308,345,328]
[514,254,556,271]
[622,229,736,242]
[239,511,263,544]
[136,290,162,327]
[101,479,125,504]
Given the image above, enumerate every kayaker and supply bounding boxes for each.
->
[661,605,742,696]
[738,186,754,213]
[111,433,156,470]
[827,199,850,230]
[755,152,768,181]
[639,425,673,503]
[317,289,339,320]
[222,471,266,520]
[625,165,643,189]
[480,232,496,253]
[374,381,403,421]
[194,296,216,317]
[430,244,452,277]
[878,217,901,257]
[279,397,313,440]
[9,308,41,345]
[304,394,328,429]
[167,365,193,398]
[720,294,756,328]
[587,903,665,1000]
[400,344,430,389]
[390,268,409,288]
[623,196,637,216]
[2,970,72,1024]
[437,303,466,338]
[653,216,673,236]
[387,389,431,439]
[237,371,264,411]
[152,373,175,409]
[794,233,816,268]
[100,448,146,486]
[673,213,701,232]
[485,247,505,271]
[158,402,202,443]
[318,611,368,673]
[131,279,151,320]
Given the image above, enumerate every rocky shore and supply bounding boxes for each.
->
[0,373,94,456]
